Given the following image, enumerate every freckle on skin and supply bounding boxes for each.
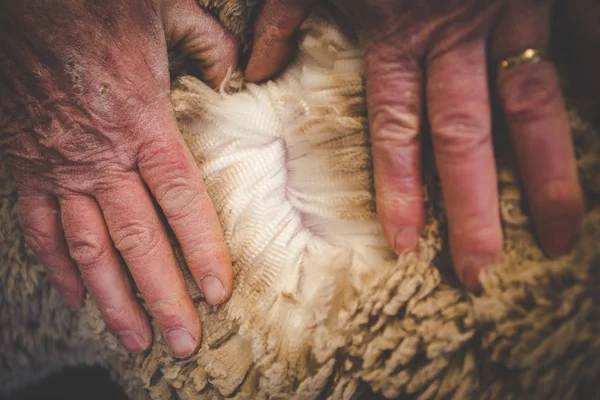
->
[99,83,110,96]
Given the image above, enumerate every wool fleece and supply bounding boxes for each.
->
[1,3,600,400]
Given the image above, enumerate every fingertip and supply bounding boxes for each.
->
[194,249,233,305]
[145,292,202,358]
[377,195,425,256]
[164,0,239,89]
[537,215,583,259]
[456,254,495,292]
[450,222,503,292]
[128,307,154,353]
[188,255,234,306]
[200,33,239,88]
[376,190,425,256]
[155,305,201,358]
[197,274,224,304]
[245,40,294,83]
[392,227,421,255]
[528,176,585,259]
[165,326,200,358]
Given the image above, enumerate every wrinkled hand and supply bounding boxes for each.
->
[246,0,586,290]
[0,0,236,357]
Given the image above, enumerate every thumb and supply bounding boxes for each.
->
[162,0,238,88]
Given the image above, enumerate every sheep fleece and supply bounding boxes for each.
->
[1,3,600,400]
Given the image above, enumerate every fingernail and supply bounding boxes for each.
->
[393,228,420,254]
[459,255,494,291]
[165,328,197,358]
[63,292,83,308]
[539,217,580,258]
[200,275,226,305]
[117,331,146,353]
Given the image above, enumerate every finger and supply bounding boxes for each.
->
[137,120,232,307]
[164,0,238,88]
[245,0,314,82]
[60,194,152,353]
[492,1,585,258]
[95,174,201,358]
[18,191,84,307]
[427,40,503,290]
[365,42,425,254]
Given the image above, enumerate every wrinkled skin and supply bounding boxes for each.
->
[0,0,237,358]
[246,0,589,289]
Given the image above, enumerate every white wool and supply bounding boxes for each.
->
[173,15,393,342]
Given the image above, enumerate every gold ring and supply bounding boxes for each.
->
[499,48,549,71]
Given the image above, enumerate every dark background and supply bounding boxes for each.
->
[2,366,128,400]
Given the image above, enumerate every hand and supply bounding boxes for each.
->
[245,0,585,290]
[0,0,236,357]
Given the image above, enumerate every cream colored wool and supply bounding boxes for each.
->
[1,4,600,400]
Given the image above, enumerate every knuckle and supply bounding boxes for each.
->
[139,140,193,179]
[138,138,174,164]
[369,43,418,66]
[371,104,420,148]
[500,68,560,124]
[22,227,58,255]
[67,234,111,272]
[377,189,421,213]
[370,106,420,177]
[112,222,159,259]
[157,177,202,222]
[147,296,189,329]
[431,111,490,160]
